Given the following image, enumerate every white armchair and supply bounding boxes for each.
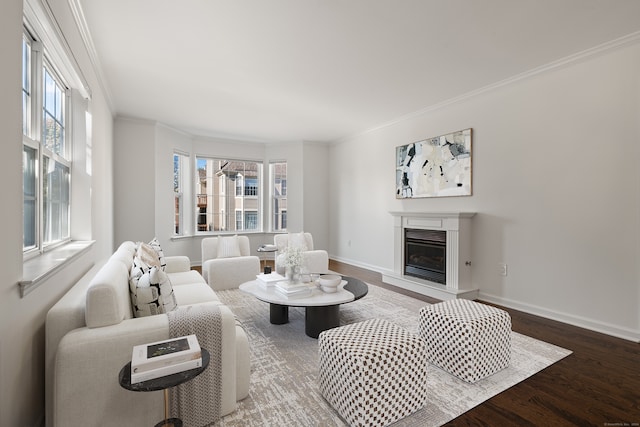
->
[202,236,260,290]
[274,232,329,275]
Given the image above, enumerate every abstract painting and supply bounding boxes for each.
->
[396,128,472,198]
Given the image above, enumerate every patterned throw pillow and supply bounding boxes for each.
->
[148,237,167,270]
[129,256,177,317]
[217,235,241,258]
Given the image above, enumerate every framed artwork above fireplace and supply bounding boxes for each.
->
[396,128,472,198]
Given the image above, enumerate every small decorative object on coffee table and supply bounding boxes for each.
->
[281,245,305,284]
[119,348,210,427]
[318,274,341,293]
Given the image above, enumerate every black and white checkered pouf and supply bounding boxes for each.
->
[318,319,429,427]
[419,299,511,383]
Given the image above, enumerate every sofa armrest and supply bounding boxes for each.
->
[164,255,191,273]
[53,303,240,426]
[203,256,260,290]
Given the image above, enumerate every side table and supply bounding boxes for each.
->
[119,348,210,427]
[257,245,278,271]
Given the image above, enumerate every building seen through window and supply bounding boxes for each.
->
[196,158,261,232]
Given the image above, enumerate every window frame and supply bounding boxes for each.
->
[195,156,263,234]
[22,25,73,257]
[269,161,287,232]
[173,151,188,236]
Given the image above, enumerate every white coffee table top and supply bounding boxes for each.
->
[240,280,355,307]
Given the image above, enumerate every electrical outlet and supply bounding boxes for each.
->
[499,263,508,276]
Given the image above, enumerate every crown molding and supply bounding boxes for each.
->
[66,0,114,111]
[334,30,640,145]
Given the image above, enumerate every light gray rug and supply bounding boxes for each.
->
[215,283,572,426]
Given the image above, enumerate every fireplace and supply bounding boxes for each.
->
[404,229,446,284]
[383,212,477,301]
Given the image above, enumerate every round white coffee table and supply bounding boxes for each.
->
[239,277,368,338]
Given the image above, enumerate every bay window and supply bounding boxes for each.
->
[196,157,262,232]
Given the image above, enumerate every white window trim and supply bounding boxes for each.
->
[195,156,263,234]
[21,0,93,296]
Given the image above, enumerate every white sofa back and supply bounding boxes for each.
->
[85,241,136,328]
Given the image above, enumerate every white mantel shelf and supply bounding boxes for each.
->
[383,211,478,301]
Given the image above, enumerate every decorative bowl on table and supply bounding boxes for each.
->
[319,274,342,293]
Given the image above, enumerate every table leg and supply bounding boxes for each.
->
[305,305,340,338]
[270,304,289,324]
[153,388,182,427]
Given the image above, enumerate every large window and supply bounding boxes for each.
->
[270,162,287,231]
[196,158,262,232]
[173,152,188,235]
[22,28,72,253]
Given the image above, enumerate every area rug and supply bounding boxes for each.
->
[215,283,572,426]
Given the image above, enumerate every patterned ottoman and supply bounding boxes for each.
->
[419,299,511,383]
[318,319,429,427]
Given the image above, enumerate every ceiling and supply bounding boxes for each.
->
[78,0,640,143]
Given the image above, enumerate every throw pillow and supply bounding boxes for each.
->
[136,242,161,269]
[129,261,178,318]
[148,237,167,270]
[288,232,307,250]
[217,235,241,258]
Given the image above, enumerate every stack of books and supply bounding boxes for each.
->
[275,281,313,298]
[131,334,202,383]
[256,272,285,287]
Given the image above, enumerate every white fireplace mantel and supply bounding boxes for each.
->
[382,212,478,300]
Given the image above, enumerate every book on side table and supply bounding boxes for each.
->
[131,334,202,384]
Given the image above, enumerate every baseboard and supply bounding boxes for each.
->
[478,292,640,343]
[329,254,383,274]
[330,256,640,343]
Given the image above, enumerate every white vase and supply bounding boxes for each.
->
[286,265,302,284]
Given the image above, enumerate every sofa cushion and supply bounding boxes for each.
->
[86,259,133,328]
[111,241,137,270]
[217,235,241,258]
[129,260,178,317]
[172,283,220,306]
[169,270,207,287]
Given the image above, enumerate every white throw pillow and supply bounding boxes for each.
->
[217,235,241,258]
[129,258,177,317]
[148,237,167,270]
[136,242,161,269]
[288,232,307,250]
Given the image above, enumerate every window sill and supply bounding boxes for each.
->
[20,240,95,297]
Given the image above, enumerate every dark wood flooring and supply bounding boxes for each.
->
[329,259,640,427]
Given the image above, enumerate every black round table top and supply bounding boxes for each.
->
[119,348,210,392]
[343,276,368,301]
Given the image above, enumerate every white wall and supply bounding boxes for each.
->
[114,118,157,245]
[0,0,115,425]
[115,120,331,264]
[329,41,640,341]
[302,142,330,251]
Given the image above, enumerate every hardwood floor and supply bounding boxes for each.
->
[329,259,640,426]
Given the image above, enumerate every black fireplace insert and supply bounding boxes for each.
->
[404,228,446,284]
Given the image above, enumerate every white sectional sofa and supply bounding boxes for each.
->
[45,241,250,427]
